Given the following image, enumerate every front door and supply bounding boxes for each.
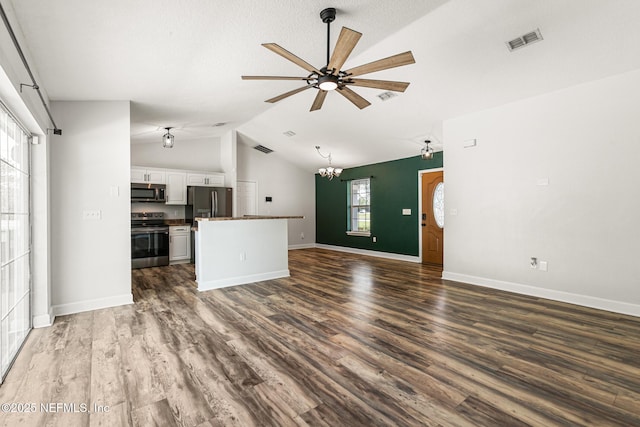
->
[421,171,444,266]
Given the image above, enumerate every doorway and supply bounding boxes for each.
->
[420,170,444,267]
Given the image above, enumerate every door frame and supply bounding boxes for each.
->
[417,168,443,263]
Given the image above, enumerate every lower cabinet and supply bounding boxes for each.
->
[169,226,191,262]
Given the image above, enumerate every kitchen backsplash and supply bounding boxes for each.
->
[131,203,185,219]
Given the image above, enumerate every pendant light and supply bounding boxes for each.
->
[421,140,434,160]
[162,127,174,148]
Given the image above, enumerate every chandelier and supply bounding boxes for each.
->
[315,146,343,180]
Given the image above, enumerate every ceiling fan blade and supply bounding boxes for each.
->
[345,78,410,92]
[336,86,371,109]
[327,27,362,75]
[262,43,323,74]
[343,51,415,77]
[265,85,314,103]
[242,76,310,81]
[310,90,328,111]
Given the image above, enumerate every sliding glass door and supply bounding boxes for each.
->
[0,106,31,380]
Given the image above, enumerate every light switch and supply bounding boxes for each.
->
[402,208,411,215]
[109,186,119,197]
[450,208,458,216]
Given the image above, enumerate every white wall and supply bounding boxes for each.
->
[50,101,132,315]
[236,136,315,248]
[131,137,222,171]
[220,130,238,214]
[443,69,640,316]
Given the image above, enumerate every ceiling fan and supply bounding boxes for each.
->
[242,7,415,112]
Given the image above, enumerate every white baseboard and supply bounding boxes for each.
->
[442,271,640,318]
[32,309,55,328]
[197,269,290,291]
[315,244,421,263]
[52,293,134,317]
[288,243,316,250]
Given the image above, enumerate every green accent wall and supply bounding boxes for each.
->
[316,153,443,256]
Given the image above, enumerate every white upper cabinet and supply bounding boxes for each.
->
[131,166,166,184]
[165,171,188,205]
[132,166,226,205]
[186,172,225,187]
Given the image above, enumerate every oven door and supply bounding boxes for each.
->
[131,227,169,269]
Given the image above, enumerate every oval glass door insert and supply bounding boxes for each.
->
[433,182,444,228]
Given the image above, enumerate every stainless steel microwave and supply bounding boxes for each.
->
[131,183,166,203]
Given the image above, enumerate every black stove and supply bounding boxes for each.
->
[131,212,169,269]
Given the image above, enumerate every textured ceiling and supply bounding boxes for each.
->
[8,0,640,171]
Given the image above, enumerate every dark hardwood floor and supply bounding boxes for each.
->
[1,248,639,426]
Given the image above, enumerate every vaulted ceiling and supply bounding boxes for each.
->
[8,0,640,171]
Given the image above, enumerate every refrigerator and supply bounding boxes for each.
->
[185,186,233,220]
[186,186,233,263]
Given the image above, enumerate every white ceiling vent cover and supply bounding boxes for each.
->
[377,91,398,101]
[253,144,273,154]
[507,29,543,51]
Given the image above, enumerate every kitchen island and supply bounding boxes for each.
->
[193,215,303,291]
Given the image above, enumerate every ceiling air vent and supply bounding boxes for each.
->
[377,91,398,101]
[507,28,543,51]
[253,144,273,154]
[283,130,296,137]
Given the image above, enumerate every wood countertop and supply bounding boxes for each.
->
[195,215,304,222]
[164,219,192,226]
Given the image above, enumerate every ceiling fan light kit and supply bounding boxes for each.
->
[242,7,415,112]
[318,74,338,91]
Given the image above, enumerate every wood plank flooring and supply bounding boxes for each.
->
[1,248,640,426]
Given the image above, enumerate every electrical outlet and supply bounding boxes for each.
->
[530,257,538,269]
[300,232,304,240]
[83,210,102,220]
[239,252,246,261]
